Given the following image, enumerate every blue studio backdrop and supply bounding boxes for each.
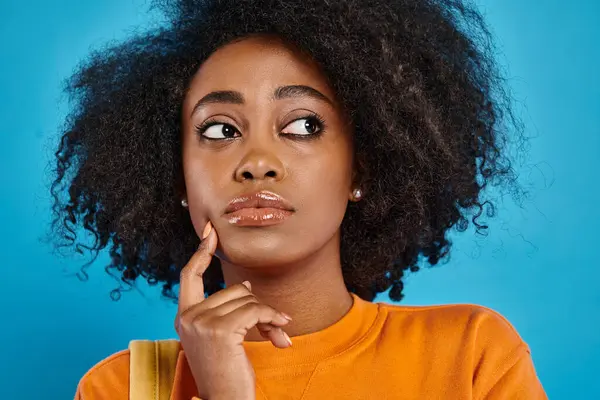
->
[0,0,598,399]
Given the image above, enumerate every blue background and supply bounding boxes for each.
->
[1,0,598,398]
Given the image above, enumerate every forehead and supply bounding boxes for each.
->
[185,36,336,103]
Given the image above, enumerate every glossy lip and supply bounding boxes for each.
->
[223,190,295,226]
[224,190,295,214]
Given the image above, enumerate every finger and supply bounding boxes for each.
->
[196,282,253,311]
[257,325,292,349]
[175,282,253,334]
[176,283,254,333]
[178,221,217,314]
[197,294,260,318]
[179,291,285,330]
[218,302,292,343]
[176,293,290,343]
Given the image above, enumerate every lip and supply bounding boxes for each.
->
[223,190,295,226]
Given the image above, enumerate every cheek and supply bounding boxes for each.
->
[182,155,219,237]
[295,145,353,233]
[306,170,350,227]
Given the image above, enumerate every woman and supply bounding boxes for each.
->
[54,0,547,398]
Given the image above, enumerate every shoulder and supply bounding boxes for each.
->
[75,349,130,399]
[375,301,545,398]
[378,300,527,352]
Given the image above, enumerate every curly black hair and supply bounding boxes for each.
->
[50,0,519,302]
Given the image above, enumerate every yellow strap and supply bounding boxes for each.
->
[129,339,181,400]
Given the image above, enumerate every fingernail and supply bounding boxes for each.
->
[202,221,212,239]
[242,280,252,291]
[283,331,292,347]
[280,312,293,321]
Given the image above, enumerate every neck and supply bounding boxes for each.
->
[219,232,353,340]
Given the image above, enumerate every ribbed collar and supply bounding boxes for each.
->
[242,293,380,370]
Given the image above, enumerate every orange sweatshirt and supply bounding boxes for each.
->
[75,293,546,399]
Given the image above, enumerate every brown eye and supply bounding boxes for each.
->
[282,117,322,136]
[201,123,240,140]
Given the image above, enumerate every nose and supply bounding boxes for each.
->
[234,148,286,182]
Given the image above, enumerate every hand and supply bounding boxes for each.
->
[175,221,293,400]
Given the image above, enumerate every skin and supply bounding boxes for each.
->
[180,35,357,339]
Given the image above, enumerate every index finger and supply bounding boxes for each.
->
[178,221,218,314]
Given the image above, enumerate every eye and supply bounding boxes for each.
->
[281,116,323,136]
[197,122,240,140]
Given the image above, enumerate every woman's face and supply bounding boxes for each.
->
[181,36,355,269]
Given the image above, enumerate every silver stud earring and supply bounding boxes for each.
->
[352,188,363,201]
[181,199,188,208]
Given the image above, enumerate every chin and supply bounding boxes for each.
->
[217,231,311,269]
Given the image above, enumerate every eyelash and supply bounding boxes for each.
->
[194,112,327,141]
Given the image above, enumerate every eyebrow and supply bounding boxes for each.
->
[274,85,333,104]
[190,85,333,117]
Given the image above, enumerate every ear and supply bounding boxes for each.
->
[348,189,355,202]
[175,170,187,205]
[348,153,366,202]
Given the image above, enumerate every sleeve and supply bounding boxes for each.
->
[480,345,547,399]
[73,350,130,400]
[469,307,547,400]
